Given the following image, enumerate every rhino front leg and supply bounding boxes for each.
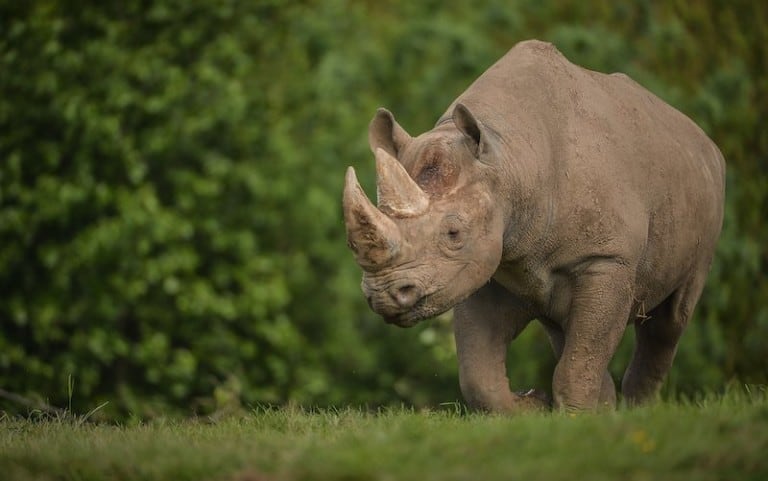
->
[453,281,543,413]
[541,321,617,408]
[552,262,632,411]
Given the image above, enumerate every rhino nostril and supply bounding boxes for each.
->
[391,283,422,309]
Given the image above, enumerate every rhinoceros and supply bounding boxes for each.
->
[342,40,725,411]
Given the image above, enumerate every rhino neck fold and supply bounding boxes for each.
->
[493,133,555,263]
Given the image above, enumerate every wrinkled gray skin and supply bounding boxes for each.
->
[343,40,725,412]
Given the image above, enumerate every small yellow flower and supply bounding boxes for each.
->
[630,429,656,453]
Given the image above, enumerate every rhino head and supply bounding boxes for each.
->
[343,105,506,327]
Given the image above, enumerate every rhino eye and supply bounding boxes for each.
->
[441,216,465,251]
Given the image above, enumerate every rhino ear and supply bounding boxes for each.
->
[368,108,412,159]
[453,103,484,158]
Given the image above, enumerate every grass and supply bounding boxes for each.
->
[2,389,768,481]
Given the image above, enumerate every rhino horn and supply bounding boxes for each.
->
[343,166,402,270]
[375,148,429,218]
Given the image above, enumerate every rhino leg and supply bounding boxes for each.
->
[541,322,617,408]
[552,262,632,411]
[453,281,541,412]
[622,270,707,405]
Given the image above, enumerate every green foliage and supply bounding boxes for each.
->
[0,0,765,418]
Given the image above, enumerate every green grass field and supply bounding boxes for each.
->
[2,389,767,481]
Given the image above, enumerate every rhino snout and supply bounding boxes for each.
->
[363,277,425,321]
[389,282,423,309]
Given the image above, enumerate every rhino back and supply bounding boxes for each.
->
[443,40,724,196]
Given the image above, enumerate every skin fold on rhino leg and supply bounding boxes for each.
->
[541,322,617,408]
[621,269,708,405]
[551,262,633,411]
[452,281,546,412]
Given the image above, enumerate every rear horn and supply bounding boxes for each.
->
[374,148,429,218]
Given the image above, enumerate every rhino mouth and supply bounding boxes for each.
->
[383,314,421,328]
[381,297,454,328]
[375,297,428,328]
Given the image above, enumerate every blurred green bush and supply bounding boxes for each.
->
[0,0,764,418]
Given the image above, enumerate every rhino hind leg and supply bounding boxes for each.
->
[621,270,708,405]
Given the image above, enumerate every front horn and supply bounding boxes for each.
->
[343,166,402,270]
[375,148,429,218]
